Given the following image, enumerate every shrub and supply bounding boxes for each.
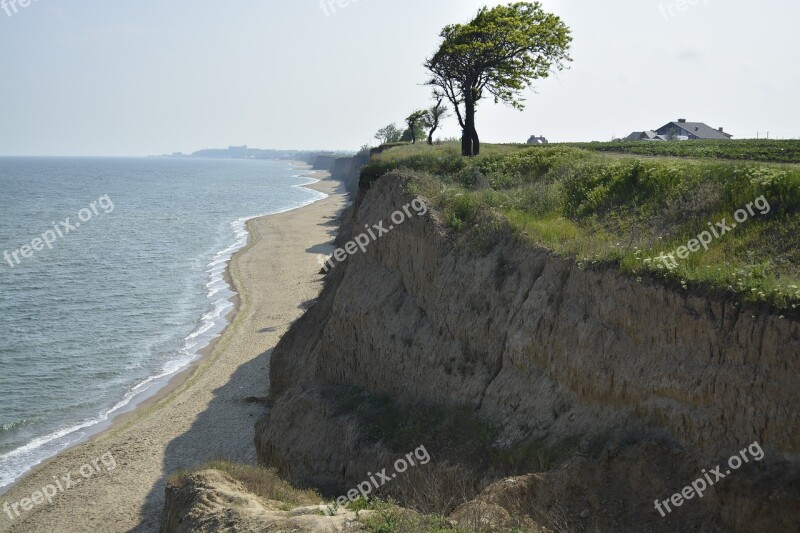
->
[364,143,800,310]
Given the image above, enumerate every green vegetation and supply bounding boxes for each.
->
[375,124,404,145]
[363,142,800,310]
[559,139,800,164]
[425,2,572,156]
[355,499,544,533]
[168,460,322,510]
[402,110,429,144]
[168,460,544,531]
[355,500,460,533]
[425,94,449,146]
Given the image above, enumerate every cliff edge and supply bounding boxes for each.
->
[255,170,800,532]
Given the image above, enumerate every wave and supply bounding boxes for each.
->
[0,167,329,494]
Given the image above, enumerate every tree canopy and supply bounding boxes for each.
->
[425,93,449,145]
[374,124,403,144]
[425,2,572,156]
[402,110,429,144]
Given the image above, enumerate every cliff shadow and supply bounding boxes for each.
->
[127,347,272,533]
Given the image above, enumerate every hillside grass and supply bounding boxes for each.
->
[352,498,546,532]
[363,142,800,311]
[551,139,800,164]
[168,460,323,510]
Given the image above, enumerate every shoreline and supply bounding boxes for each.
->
[78,163,332,450]
[0,162,327,498]
[1,164,348,532]
[93,162,334,441]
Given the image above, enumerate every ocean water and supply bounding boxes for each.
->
[0,157,324,492]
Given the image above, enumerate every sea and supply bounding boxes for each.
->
[0,157,325,493]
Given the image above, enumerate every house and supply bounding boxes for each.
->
[527,135,549,144]
[624,131,670,142]
[624,119,733,141]
[656,119,732,140]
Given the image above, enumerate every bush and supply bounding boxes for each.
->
[366,142,800,310]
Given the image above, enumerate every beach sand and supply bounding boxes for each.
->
[1,169,348,533]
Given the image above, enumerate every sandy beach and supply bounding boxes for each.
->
[0,168,348,533]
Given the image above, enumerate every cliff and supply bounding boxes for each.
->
[255,170,800,532]
[310,154,337,171]
[307,152,369,196]
[331,152,370,195]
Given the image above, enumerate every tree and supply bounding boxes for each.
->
[374,124,403,145]
[425,92,450,145]
[424,2,572,156]
[402,110,428,144]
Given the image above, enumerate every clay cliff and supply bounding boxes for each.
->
[255,170,800,532]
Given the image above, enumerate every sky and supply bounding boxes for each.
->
[1,0,798,156]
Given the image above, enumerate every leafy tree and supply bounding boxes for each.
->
[375,124,403,144]
[425,92,450,145]
[402,110,429,144]
[424,2,572,156]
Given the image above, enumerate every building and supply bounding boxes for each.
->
[527,135,549,144]
[624,131,669,141]
[656,119,732,140]
[625,119,733,141]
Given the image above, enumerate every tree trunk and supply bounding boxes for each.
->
[427,125,436,145]
[461,128,471,156]
[470,124,480,156]
[463,97,477,156]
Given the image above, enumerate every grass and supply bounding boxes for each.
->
[554,139,800,164]
[353,498,546,533]
[168,460,322,509]
[168,461,547,531]
[363,142,800,311]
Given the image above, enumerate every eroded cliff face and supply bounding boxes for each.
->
[255,171,800,531]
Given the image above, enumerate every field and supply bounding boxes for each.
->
[363,142,800,310]
[545,139,800,164]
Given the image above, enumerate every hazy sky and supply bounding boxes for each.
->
[1,0,798,156]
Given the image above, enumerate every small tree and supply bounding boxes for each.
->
[425,92,450,145]
[403,110,429,144]
[425,2,572,156]
[375,124,403,145]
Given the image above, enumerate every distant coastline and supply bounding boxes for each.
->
[154,145,354,162]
